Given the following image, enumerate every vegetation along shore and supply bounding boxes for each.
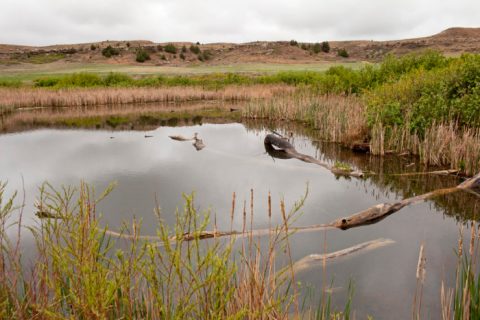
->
[1,51,479,175]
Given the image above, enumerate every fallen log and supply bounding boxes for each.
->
[36,169,480,242]
[264,134,364,177]
[292,238,394,273]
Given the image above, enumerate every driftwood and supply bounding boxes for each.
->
[264,134,364,177]
[292,238,394,273]
[36,171,480,241]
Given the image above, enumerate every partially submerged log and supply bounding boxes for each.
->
[264,134,364,177]
[292,238,394,273]
[332,171,480,230]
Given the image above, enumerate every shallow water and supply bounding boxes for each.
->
[1,122,478,319]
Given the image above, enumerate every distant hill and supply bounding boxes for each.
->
[1,27,479,66]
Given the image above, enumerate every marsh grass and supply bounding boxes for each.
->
[0,85,291,109]
[0,182,352,319]
[243,90,366,144]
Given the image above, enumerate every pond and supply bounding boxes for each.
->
[1,121,478,319]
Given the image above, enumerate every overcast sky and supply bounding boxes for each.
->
[1,0,479,46]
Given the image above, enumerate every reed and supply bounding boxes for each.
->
[371,122,480,176]
[243,90,367,144]
[0,182,351,319]
[0,85,292,109]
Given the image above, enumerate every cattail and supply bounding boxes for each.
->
[458,226,464,257]
[470,221,476,257]
[267,191,271,219]
[230,192,236,221]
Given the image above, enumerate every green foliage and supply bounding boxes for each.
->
[321,41,330,53]
[312,43,321,54]
[101,45,120,58]
[366,53,480,134]
[337,48,349,58]
[189,45,201,54]
[198,50,213,62]
[103,72,134,86]
[90,44,97,51]
[135,49,151,63]
[181,45,187,53]
[301,43,309,50]
[290,40,298,46]
[164,43,177,54]
[0,79,22,88]
[26,53,66,64]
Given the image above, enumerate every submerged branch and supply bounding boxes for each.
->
[292,238,395,273]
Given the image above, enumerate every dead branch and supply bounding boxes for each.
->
[292,238,395,273]
[264,134,364,177]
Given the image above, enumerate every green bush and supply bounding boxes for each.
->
[101,45,120,58]
[290,40,298,46]
[90,44,97,51]
[321,41,330,53]
[135,49,150,63]
[181,45,187,53]
[198,50,212,61]
[189,45,201,54]
[312,43,321,54]
[337,48,349,58]
[103,73,134,86]
[164,44,177,54]
[301,43,308,50]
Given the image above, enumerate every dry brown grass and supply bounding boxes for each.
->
[243,91,367,144]
[371,123,480,176]
[0,85,293,109]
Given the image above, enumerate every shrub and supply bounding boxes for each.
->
[160,54,167,60]
[101,45,120,58]
[290,40,298,46]
[338,48,349,58]
[198,50,212,61]
[164,44,177,54]
[189,45,201,54]
[180,53,186,60]
[312,43,321,54]
[126,42,131,48]
[321,41,330,53]
[157,45,164,52]
[90,44,97,51]
[103,73,134,86]
[181,45,187,53]
[301,43,308,50]
[135,49,151,63]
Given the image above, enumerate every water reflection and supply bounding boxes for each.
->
[0,122,479,319]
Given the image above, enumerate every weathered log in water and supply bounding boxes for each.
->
[37,172,480,242]
[292,238,395,273]
[332,171,480,229]
[264,134,364,177]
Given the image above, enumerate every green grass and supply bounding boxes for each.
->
[0,180,354,319]
[0,61,366,84]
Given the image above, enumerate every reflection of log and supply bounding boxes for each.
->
[169,135,193,141]
[264,134,364,177]
[292,238,394,273]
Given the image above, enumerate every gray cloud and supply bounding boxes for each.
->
[0,0,479,45]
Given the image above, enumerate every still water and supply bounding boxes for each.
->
[1,122,478,319]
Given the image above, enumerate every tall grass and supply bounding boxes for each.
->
[0,85,291,109]
[243,90,367,144]
[0,182,351,319]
